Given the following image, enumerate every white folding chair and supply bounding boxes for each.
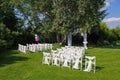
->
[32,44,36,52]
[62,54,71,68]
[51,53,60,66]
[72,55,82,70]
[42,52,51,65]
[22,46,27,53]
[84,56,96,72]
[44,44,48,50]
[18,44,21,51]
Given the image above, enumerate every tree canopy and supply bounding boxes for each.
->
[1,0,120,49]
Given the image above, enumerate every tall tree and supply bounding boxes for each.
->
[0,0,18,31]
[49,0,106,47]
[112,26,120,44]
[89,22,111,45]
[77,0,106,48]
[0,0,106,46]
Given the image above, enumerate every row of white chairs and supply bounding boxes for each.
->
[18,43,52,53]
[27,43,52,52]
[42,46,85,70]
[42,46,96,72]
[18,44,27,53]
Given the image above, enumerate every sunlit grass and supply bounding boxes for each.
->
[0,46,120,80]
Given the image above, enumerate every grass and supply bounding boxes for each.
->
[0,45,120,80]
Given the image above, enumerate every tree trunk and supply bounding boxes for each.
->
[56,34,60,43]
[67,33,72,46]
[61,35,66,45]
[82,32,88,49]
[56,34,66,45]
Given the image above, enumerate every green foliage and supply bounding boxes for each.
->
[0,23,14,49]
[0,39,7,48]
[77,0,106,33]
[50,0,106,34]
[112,26,120,45]
[2,9,18,31]
[1,0,120,47]
[0,0,18,31]
[112,26,120,39]
[88,22,120,46]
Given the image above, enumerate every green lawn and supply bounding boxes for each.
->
[0,46,120,80]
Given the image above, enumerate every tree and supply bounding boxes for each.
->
[88,22,119,46]
[112,26,120,45]
[50,0,106,47]
[0,0,18,31]
[51,0,80,45]
[0,22,14,49]
[77,0,106,48]
[89,22,110,45]
[0,0,19,49]
[0,0,106,47]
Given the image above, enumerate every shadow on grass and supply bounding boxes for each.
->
[81,64,104,71]
[96,66,104,71]
[0,50,29,67]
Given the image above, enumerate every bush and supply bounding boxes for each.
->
[0,39,7,47]
[116,40,120,45]
[0,23,14,49]
[103,40,110,45]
